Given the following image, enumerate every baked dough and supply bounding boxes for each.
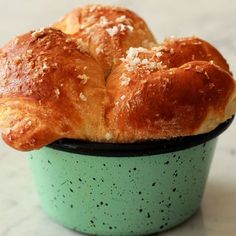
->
[0,5,235,151]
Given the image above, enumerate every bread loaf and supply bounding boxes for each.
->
[0,5,235,151]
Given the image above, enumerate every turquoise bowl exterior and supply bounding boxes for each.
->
[29,138,217,236]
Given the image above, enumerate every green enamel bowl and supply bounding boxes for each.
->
[29,118,233,236]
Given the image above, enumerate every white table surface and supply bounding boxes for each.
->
[0,0,236,235]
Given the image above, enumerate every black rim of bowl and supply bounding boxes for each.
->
[47,117,234,157]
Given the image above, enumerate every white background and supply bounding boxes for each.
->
[0,0,236,235]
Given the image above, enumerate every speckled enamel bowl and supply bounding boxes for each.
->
[28,118,233,236]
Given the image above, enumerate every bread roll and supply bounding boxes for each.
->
[0,5,235,151]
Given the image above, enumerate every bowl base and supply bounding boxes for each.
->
[43,206,200,236]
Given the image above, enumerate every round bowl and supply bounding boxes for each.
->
[28,117,233,236]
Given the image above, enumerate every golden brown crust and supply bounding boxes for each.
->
[0,28,106,150]
[0,5,235,151]
[105,37,236,141]
[155,37,230,72]
[53,4,156,76]
[106,59,235,141]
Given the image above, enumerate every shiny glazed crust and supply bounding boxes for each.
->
[0,28,107,150]
[0,5,235,151]
[53,5,156,76]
